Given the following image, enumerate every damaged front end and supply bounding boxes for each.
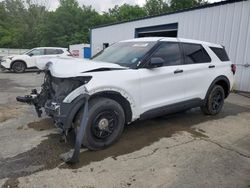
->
[16,64,91,163]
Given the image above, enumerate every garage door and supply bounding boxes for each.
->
[135,23,178,38]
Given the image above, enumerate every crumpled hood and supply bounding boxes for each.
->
[36,57,127,78]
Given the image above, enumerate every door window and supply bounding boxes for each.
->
[150,42,182,66]
[45,49,62,55]
[182,43,211,64]
[28,49,45,56]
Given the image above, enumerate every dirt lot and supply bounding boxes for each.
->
[0,71,249,188]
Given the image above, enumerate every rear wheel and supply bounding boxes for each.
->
[12,61,26,73]
[74,97,125,150]
[201,85,225,115]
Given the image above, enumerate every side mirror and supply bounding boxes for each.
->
[148,57,164,68]
[29,53,34,57]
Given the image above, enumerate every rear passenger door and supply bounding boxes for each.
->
[180,42,214,100]
[35,49,63,65]
[139,41,187,114]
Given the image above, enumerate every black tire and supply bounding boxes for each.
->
[12,61,26,73]
[74,97,125,150]
[201,85,225,115]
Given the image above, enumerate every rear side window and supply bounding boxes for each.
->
[151,42,182,66]
[210,47,230,61]
[45,49,58,55]
[45,49,64,55]
[56,49,64,54]
[182,43,211,64]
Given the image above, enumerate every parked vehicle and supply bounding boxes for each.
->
[0,47,71,73]
[17,37,235,163]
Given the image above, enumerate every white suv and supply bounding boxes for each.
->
[17,37,235,163]
[0,47,71,73]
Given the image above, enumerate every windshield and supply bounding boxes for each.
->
[92,41,157,67]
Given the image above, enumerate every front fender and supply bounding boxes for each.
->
[63,85,139,121]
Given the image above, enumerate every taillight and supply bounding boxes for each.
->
[231,64,236,75]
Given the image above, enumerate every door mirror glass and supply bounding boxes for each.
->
[148,57,164,68]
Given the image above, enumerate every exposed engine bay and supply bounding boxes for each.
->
[16,69,91,163]
[17,70,89,118]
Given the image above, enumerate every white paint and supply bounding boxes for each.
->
[91,1,250,92]
[48,38,234,121]
[1,47,70,69]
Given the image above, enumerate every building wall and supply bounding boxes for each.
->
[92,0,250,92]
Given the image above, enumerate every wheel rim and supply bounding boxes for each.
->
[211,90,223,112]
[14,62,24,72]
[91,110,118,139]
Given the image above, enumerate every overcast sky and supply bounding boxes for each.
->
[47,0,223,12]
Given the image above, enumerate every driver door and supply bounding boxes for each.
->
[139,41,187,115]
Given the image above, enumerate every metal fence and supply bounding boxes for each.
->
[0,48,29,60]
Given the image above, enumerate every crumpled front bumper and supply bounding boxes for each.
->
[44,93,89,131]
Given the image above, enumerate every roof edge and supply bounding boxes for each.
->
[91,0,247,30]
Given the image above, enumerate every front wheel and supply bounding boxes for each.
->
[12,61,26,73]
[201,85,225,115]
[74,97,125,150]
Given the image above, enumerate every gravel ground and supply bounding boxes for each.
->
[0,70,249,188]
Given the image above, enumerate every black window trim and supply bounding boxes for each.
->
[209,46,230,62]
[181,42,212,64]
[143,41,184,68]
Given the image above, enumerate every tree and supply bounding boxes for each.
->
[0,0,210,48]
[170,0,208,11]
[107,4,147,21]
[144,0,170,16]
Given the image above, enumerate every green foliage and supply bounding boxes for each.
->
[170,0,208,11]
[0,0,209,48]
[144,0,170,15]
[107,4,147,21]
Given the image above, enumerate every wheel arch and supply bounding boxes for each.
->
[89,91,133,124]
[10,60,27,69]
[206,76,230,100]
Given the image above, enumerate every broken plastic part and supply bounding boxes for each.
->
[60,94,90,164]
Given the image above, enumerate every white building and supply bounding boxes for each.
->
[91,0,250,92]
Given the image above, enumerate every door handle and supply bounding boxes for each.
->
[209,65,215,68]
[174,69,183,74]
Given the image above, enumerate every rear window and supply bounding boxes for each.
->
[182,43,211,64]
[210,47,230,62]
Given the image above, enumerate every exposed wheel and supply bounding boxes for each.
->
[12,61,26,73]
[201,85,225,115]
[74,97,125,150]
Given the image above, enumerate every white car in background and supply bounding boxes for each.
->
[0,47,72,73]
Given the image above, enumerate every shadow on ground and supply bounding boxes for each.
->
[0,102,249,183]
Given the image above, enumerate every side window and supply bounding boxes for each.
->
[56,49,64,54]
[182,43,211,64]
[151,42,182,66]
[28,49,44,56]
[210,47,230,61]
[45,49,58,55]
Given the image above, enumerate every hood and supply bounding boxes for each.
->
[36,57,127,78]
[2,54,27,60]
